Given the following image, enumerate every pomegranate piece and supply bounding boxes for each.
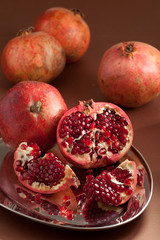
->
[34,7,90,63]
[1,28,66,84]
[57,100,133,168]
[83,159,137,206]
[13,142,80,194]
[97,41,160,108]
[0,81,68,152]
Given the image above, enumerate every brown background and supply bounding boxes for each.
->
[0,0,160,239]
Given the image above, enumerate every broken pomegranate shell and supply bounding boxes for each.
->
[13,142,80,194]
[83,159,137,206]
[57,100,133,168]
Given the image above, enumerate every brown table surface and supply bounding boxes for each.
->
[0,0,159,239]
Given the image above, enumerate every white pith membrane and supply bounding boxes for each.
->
[14,142,80,192]
[59,103,133,167]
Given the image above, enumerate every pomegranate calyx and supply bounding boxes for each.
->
[30,101,42,113]
[71,8,85,19]
[17,26,34,37]
[80,99,93,109]
[122,42,136,58]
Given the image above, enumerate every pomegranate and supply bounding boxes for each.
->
[57,100,133,168]
[34,7,91,63]
[1,28,66,84]
[0,81,68,152]
[97,41,160,108]
[83,159,137,206]
[13,142,80,194]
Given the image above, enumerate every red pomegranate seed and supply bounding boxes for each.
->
[60,206,67,217]
[99,148,106,155]
[63,196,71,207]
[65,210,74,220]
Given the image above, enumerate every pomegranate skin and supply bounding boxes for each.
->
[1,30,66,84]
[57,100,133,168]
[34,7,91,63]
[97,41,160,108]
[0,81,68,152]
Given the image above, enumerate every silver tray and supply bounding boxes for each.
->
[0,138,153,231]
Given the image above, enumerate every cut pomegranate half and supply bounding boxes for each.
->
[83,159,137,206]
[57,100,133,168]
[13,142,80,194]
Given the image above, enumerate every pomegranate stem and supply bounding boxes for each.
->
[124,44,134,53]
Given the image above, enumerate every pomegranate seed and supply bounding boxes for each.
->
[65,210,74,220]
[99,148,106,155]
[125,188,133,195]
[60,206,67,217]
[67,137,73,145]
[21,143,27,150]
[85,139,92,146]
[90,122,95,129]
[63,196,71,207]
[104,130,111,138]
[111,135,117,142]
[62,140,68,147]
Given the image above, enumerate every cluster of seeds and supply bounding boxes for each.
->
[111,168,132,184]
[59,107,129,158]
[16,145,65,186]
[20,142,41,160]
[83,168,133,206]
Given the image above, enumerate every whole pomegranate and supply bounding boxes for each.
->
[97,41,160,108]
[57,100,133,168]
[0,81,68,151]
[1,28,66,84]
[34,7,91,63]
[13,142,80,194]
